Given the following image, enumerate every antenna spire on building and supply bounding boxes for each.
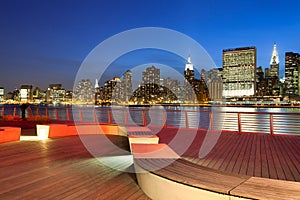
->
[185,55,193,71]
[95,79,99,88]
[270,43,279,65]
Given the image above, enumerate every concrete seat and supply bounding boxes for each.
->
[0,127,21,143]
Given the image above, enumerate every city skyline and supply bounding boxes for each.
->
[1,0,300,92]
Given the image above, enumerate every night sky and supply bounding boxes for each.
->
[1,0,300,92]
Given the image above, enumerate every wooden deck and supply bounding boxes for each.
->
[155,127,300,182]
[0,135,150,200]
[1,126,299,199]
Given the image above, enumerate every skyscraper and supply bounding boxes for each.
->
[268,43,280,96]
[74,79,93,103]
[270,43,280,78]
[105,77,121,102]
[285,52,300,96]
[184,55,194,83]
[20,85,33,102]
[0,87,4,102]
[122,70,132,102]
[142,66,160,102]
[47,84,66,103]
[184,55,195,102]
[222,47,256,97]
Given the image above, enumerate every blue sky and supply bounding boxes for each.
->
[0,0,300,91]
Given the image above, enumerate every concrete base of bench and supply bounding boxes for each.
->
[37,124,126,138]
[128,135,159,152]
[134,158,300,200]
[132,144,179,159]
[0,127,21,143]
[136,169,232,200]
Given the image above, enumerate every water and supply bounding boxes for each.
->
[1,104,300,135]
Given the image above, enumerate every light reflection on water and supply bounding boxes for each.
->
[1,104,300,135]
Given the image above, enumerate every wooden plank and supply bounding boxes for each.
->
[260,135,270,178]
[203,131,235,168]
[267,135,286,180]
[221,133,248,173]
[209,131,236,170]
[231,177,300,200]
[277,136,300,181]
[273,137,295,181]
[136,158,248,194]
[263,134,278,179]
[254,134,262,177]
[232,133,252,175]
[0,136,149,199]
[246,134,257,177]
[236,133,255,175]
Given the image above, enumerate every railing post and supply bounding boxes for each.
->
[142,110,147,126]
[93,109,97,122]
[79,109,83,121]
[27,106,33,117]
[185,111,189,129]
[209,111,213,131]
[124,110,128,125]
[13,107,16,116]
[66,107,71,121]
[1,107,4,117]
[163,110,167,128]
[46,107,49,118]
[107,109,112,124]
[270,114,274,135]
[237,113,242,134]
[55,108,59,120]
[36,107,40,116]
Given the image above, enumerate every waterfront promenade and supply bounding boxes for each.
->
[0,106,299,199]
[0,135,150,199]
[0,125,299,199]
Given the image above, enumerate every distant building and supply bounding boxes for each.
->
[285,52,300,97]
[141,66,160,102]
[256,66,265,97]
[222,46,256,97]
[207,68,223,101]
[122,70,133,102]
[268,43,280,96]
[20,85,33,102]
[270,43,280,78]
[184,55,195,102]
[32,87,41,101]
[104,77,121,102]
[183,55,209,103]
[161,77,181,102]
[94,79,101,104]
[74,79,93,103]
[0,87,4,102]
[47,84,66,103]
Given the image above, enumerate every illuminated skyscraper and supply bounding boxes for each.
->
[285,52,300,96]
[47,84,66,103]
[184,55,195,102]
[104,77,121,102]
[74,79,93,103]
[222,47,256,97]
[184,55,194,83]
[0,87,4,102]
[267,43,280,96]
[122,70,132,102]
[20,85,33,102]
[270,43,280,78]
[142,66,160,102]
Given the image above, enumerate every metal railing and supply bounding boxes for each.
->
[0,105,299,136]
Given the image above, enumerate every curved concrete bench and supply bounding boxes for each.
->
[36,124,126,138]
[134,158,300,200]
[0,127,21,143]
